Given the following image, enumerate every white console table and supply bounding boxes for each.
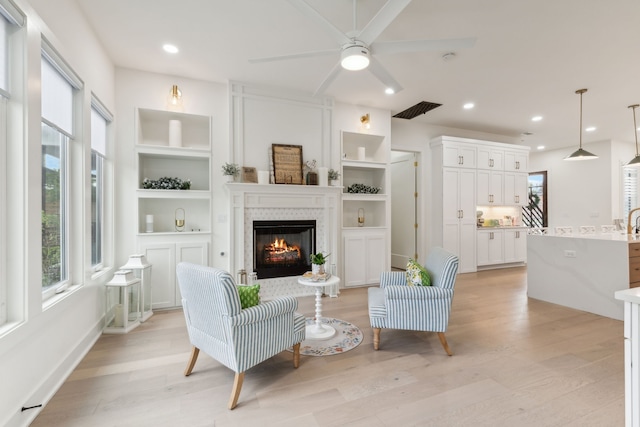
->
[615,288,640,427]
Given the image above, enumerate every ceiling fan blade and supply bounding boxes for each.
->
[372,38,477,55]
[249,48,339,64]
[313,61,342,96]
[358,0,412,45]
[368,57,403,94]
[286,0,352,46]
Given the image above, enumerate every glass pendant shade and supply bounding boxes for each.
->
[564,88,598,161]
[626,104,640,167]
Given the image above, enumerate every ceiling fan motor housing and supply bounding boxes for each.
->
[341,43,370,71]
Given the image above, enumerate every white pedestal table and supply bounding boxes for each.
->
[297,275,340,340]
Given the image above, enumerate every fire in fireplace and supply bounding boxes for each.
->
[253,220,316,279]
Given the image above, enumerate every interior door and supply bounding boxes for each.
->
[391,151,417,268]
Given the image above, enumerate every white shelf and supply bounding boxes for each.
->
[136,145,211,158]
[136,189,211,199]
[342,193,387,201]
[342,160,387,169]
[137,108,211,150]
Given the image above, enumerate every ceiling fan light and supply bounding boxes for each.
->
[341,44,370,71]
[564,148,598,161]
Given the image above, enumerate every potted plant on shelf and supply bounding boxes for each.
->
[328,168,340,186]
[222,162,240,182]
[310,252,330,275]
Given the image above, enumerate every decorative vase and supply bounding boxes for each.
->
[225,175,235,183]
[311,263,325,275]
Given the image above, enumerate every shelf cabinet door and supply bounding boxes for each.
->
[141,243,176,309]
[343,231,387,287]
[477,170,503,205]
[504,150,528,172]
[477,230,504,266]
[504,229,527,263]
[442,167,476,273]
[477,147,504,170]
[443,144,477,168]
[503,172,528,206]
[140,240,209,309]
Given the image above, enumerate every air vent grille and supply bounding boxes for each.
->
[393,101,442,120]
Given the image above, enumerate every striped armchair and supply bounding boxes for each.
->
[176,262,306,409]
[368,247,459,355]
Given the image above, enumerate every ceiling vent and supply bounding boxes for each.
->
[393,101,442,120]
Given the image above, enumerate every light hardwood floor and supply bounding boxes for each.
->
[32,267,625,426]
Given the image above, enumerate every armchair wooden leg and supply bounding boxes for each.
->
[184,346,200,376]
[292,343,301,368]
[228,372,244,410]
[373,328,381,350]
[437,332,453,356]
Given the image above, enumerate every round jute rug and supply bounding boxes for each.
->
[288,317,363,356]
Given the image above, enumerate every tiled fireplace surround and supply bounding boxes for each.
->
[228,183,342,299]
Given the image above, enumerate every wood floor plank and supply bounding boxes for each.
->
[32,266,626,426]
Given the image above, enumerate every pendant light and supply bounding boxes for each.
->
[626,104,640,167]
[564,88,598,161]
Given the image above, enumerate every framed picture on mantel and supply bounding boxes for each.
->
[272,144,303,184]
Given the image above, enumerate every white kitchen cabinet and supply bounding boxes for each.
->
[477,170,504,205]
[504,150,528,172]
[343,230,386,287]
[477,229,504,266]
[140,240,209,309]
[477,147,504,170]
[442,141,477,169]
[442,167,477,273]
[504,228,527,263]
[504,172,528,206]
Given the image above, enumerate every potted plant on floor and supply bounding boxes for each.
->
[310,252,330,275]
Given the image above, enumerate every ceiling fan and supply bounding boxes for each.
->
[249,0,476,95]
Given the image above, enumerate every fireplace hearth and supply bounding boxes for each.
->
[253,220,316,279]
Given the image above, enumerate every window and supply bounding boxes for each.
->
[41,45,81,297]
[0,1,24,325]
[524,171,547,228]
[623,166,638,228]
[90,101,111,270]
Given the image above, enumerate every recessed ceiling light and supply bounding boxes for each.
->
[585,126,596,132]
[531,116,543,122]
[163,44,179,54]
[385,87,395,95]
[537,145,545,150]
[463,103,474,109]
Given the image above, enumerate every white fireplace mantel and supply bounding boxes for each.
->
[226,182,342,298]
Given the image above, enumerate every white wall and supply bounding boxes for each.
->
[529,140,635,229]
[0,0,115,426]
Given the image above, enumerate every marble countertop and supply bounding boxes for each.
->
[529,232,640,242]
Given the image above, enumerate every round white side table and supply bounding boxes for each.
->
[297,275,340,340]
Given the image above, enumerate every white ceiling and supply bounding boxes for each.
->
[73,0,640,152]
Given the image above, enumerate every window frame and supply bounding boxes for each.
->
[89,99,111,272]
[40,41,82,300]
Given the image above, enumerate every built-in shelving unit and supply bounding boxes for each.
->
[340,131,390,287]
[135,108,212,309]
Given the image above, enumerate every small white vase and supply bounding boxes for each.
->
[311,263,325,275]
[225,175,235,183]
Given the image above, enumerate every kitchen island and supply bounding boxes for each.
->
[527,232,640,320]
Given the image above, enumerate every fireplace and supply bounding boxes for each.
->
[253,220,316,279]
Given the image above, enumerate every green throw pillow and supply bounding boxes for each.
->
[405,259,431,286]
[237,284,260,309]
